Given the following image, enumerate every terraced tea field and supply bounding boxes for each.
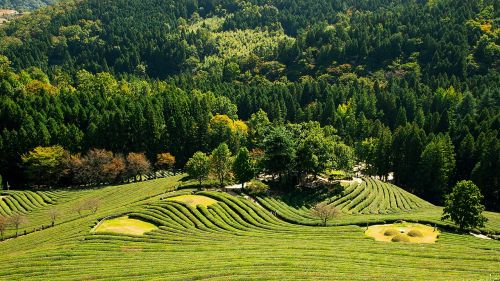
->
[0,190,61,216]
[0,176,498,280]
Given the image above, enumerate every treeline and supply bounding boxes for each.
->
[20,146,174,187]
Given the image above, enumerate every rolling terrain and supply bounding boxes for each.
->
[0,176,498,280]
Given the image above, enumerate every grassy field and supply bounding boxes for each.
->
[0,176,498,280]
[94,216,158,235]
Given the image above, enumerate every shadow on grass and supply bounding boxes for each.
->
[268,181,344,209]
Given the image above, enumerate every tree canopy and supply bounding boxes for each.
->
[0,0,497,209]
[442,180,488,231]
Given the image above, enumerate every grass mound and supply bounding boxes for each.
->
[94,216,158,235]
[408,229,424,237]
[391,234,410,242]
[166,195,218,207]
[365,223,439,243]
[384,229,400,236]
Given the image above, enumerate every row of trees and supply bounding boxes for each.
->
[20,146,176,187]
[186,143,254,188]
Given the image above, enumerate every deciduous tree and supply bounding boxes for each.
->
[21,145,68,187]
[263,127,295,181]
[233,147,255,188]
[126,152,151,181]
[9,213,27,236]
[185,152,211,186]
[48,209,60,227]
[442,181,487,231]
[311,202,340,226]
[0,216,7,239]
[211,143,233,187]
[156,152,176,173]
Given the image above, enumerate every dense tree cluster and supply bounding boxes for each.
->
[0,0,498,209]
[185,122,354,188]
[19,146,155,186]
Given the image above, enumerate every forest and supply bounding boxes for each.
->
[0,0,498,210]
[0,0,57,11]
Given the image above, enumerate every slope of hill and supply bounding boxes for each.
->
[257,178,436,225]
[0,190,61,216]
[0,0,56,10]
[0,177,499,280]
[0,0,498,211]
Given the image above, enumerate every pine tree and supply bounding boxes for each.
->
[417,134,456,203]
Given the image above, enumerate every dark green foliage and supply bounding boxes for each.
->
[417,134,456,204]
[232,147,255,188]
[442,181,488,231]
[263,127,295,181]
[0,0,497,209]
[392,123,426,192]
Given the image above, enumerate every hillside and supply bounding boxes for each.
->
[0,177,499,280]
[0,0,56,10]
[0,0,498,210]
[0,0,498,279]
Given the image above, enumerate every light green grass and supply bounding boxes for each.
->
[0,176,498,280]
[94,216,158,235]
[166,194,218,207]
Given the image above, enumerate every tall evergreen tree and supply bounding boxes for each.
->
[417,134,456,203]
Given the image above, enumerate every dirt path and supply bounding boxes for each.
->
[470,232,491,240]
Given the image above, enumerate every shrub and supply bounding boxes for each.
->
[391,234,410,242]
[383,229,399,236]
[407,229,423,237]
[244,180,269,196]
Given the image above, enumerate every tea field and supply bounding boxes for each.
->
[0,176,498,280]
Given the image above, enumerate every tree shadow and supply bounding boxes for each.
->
[269,180,344,208]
